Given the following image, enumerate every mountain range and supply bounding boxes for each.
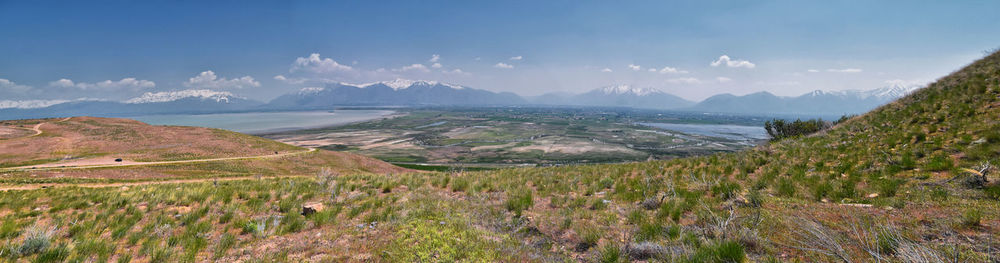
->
[686,83,922,115]
[267,79,525,109]
[0,79,922,119]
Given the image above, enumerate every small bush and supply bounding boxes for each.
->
[961,209,982,227]
[598,244,623,263]
[17,224,54,256]
[764,118,831,141]
[576,228,600,252]
[505,189,534,217]
[590,198,608,211]
[775,178,796,198]
[712,180,741,200]
[213,233,236,259]
[690,240,746,263]
[923,153,953,172]
[32,243,68,263]
[984,184,1000,200]
[634,222,663,242]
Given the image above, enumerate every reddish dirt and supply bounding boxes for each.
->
[0,116,301,167]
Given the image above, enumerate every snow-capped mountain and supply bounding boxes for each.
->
[0,99,72,109]
[530,85,694,109]
[0,90,262,120]
[687,84,924,116]
[358,79,466,90]
[599,84,664,96]
[801,83,922,101]
[267,79,522,109]
[125,89,241,104]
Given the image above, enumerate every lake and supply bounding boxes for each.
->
[638,122,768,142]
[132,110,395,134]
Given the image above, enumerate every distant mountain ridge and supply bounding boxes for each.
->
[0,80,922,120]
[266,79,524,109]
[529,84,695,109]
[0,89,262,120]
[686,83,923,115]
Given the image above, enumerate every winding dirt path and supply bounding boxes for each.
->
[0,148,317,172]
[26,116,72,137]
[0,175,311,191]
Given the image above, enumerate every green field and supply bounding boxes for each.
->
[265,107,768,167]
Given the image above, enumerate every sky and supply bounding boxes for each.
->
[2,0,999,102]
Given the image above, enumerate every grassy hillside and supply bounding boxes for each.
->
[0,52,997,262]
[0,117,302,168]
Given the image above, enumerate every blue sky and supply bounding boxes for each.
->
[2,1,999,101]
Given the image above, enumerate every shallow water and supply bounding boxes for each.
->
[638,122,768,141]
[132,110,394,134]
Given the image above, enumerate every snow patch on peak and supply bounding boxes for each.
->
[125,89,239,104]
[298,87,326,95]
[600,84,662,96]
[862,83,922,100]
[360,79,465,90]
[0,99,70,109]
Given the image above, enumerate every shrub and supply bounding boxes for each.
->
[450,176,470,192]
[712,180,741,200]
[504,189,534,217]
[811,181,832,201]
[775,178,796,198]
[961,209,983,227]
[634,222,663,242]
[764,118,831,141]
[746,189,764,208]
[17,224,54,256]
[690,240,746,263]
[213,233,236,259]
[984,184,1000,200]
[874,177,904,197]
[576,228,600,252]
[923,153,953,172]
[32,243,68,263]
[598,244,623,263]
[590,198,608,211]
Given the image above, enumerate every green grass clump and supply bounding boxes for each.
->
[504,189,534,216]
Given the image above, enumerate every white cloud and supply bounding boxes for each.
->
[755,81,801,86]
[291,53,353,73]
[273,75,306,84]
[442,69,469,75]
[431,63,443,69]
[657,66,689,74]
[647,68,656,72]
[429,54,441,63]
[601,68,613,73]
[184,71,260,89]
[883,79,927,86]
[667,77,701,84]
[509,56,523,61]
[494,62,514,69]
[0,78,33,93]
[49,78,156,91]
[710,55,755,69]
[395,64,430,73]
[627,64,641,71]
[826,68,862,73]
[807,69,820,73]
[716,77,732,83]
